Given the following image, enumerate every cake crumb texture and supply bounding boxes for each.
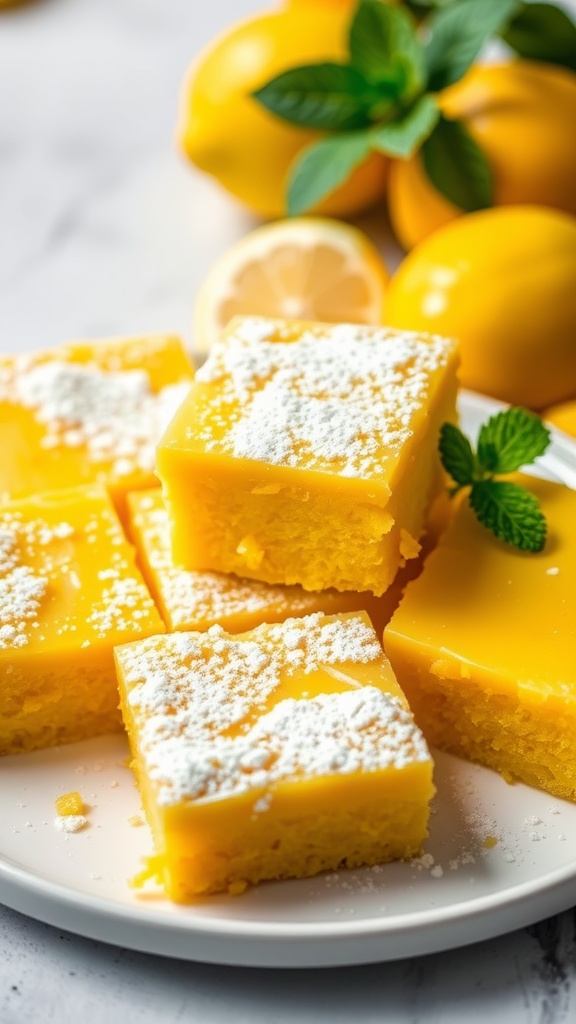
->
[0,484,164,756]
[157,317,459,594]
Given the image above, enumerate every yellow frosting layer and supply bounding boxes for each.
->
[384,475,576,800]
[115,611,434,899]
[0,335,194,526]
[157,316,459,595]
[0,484,164,755]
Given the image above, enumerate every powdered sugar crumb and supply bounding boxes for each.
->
[54,815,87,833]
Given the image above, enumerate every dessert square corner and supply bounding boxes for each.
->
[156,316,459,596]
[0,483,165,756]
[114,610,435,900]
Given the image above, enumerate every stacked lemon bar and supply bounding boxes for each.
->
[117,316,459,898]
[2,315,466,899]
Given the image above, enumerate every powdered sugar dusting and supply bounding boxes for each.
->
[0,489,162,652]
[0,526,48,649]
[117,614,431,807]
[0,358,190,477]
[194,318,456,480]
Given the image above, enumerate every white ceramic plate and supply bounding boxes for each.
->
[1,392,575,968]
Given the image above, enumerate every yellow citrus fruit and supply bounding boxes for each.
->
[543,400,576,440]
[388,61,576,250]
[194,217,389,356]
[177,8,387,218]
[384,205,576,410]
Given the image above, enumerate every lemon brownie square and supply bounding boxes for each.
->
[126,488,396,634]
[115,611,434,900]
[0,484,164,756]
[384,476,576,801]
[0,335,194,527]
[156,317,458,595]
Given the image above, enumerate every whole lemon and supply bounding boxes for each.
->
[177,8,387,218]
[388,61,576,250]
[544,400,576,440]
[384,206,576,410]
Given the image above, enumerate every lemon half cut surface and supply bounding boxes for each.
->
[193,218,389,357]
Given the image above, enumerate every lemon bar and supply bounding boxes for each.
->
[384,476,576,800]
[157,317,458,595]
[0,335,194,526]
[0,484,164,756]
[115,611,434,900]
[127,488,397,634]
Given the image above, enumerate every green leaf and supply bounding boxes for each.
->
[287,131,373,216]
[406,0,457,7]
[371,94,439,158]
[477,407,551,475]
[424,0,519,92]
[439,421,477,488]
[502,3,576,72]
[421,115,493,211]
[349,0,425,99]
[252,63,376,131]
[470,480,547,552]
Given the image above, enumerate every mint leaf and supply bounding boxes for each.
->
[439,421,477,488]
[371,94,439,158]
[349,1,425,99]
[287,131,372,215]
[424,0,518,92]
[253,63,376,131]
[421,116,492,211]
[502,3,576,72]
[406,0,458,7]
[477,408,551,475]
[470,480,547,552]
[439,406,551,551]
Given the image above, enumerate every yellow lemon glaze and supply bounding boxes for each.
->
[0,485,164,756]
[156,316,459,596]
[0,335,194,528]
[384,476,576,801]
[115,611,434,899]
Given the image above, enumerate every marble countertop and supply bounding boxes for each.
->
[1,0,576,1020]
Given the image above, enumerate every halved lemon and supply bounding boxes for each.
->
[193,217,389,356]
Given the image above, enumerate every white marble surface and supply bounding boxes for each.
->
[2,0,576,1020]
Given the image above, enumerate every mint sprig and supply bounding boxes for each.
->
[349,2,425,99]
[253,64,378,132]
[424,0,518,92]
[421,115,492,210]
[252,0,567,214]
[439,408,551,552]
[501,3,576,72]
